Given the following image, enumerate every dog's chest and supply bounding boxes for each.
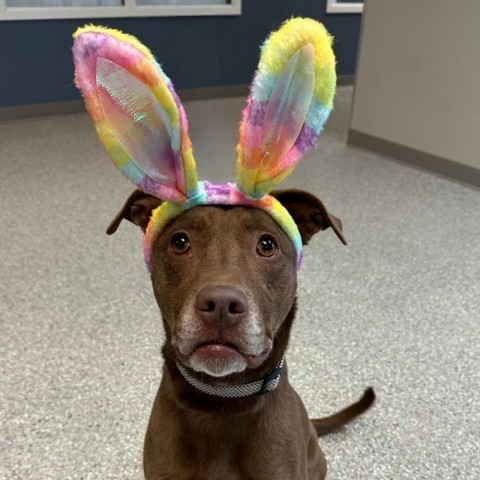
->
[165,454,308,480]
[161,411,313,480]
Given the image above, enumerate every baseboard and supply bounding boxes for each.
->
[178,84,249,101]
[0,100,85,122]
[348,129,480,189]
[0,76,355,122]
[337,75,355,86]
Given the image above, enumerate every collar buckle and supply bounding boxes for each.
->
[260,363,284,394]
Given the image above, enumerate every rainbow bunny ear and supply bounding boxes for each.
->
[236,18,336,199]
[73,26,198,203]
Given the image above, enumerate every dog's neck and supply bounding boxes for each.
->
[175,357,285,398]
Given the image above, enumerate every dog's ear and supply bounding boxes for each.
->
[106,189,162,235]
[272,189,347,246]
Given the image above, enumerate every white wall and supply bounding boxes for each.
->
[350,0,480,171]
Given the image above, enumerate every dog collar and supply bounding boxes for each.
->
[176,358,284,398]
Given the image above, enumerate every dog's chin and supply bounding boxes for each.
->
[184,344,270,378]
[188,345,248,377]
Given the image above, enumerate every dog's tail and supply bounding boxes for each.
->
[311,387,375,436]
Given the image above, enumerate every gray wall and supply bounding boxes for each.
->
[350,0,480,171]
[0,1,362,108]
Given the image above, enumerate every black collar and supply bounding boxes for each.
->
[176,358,284,398]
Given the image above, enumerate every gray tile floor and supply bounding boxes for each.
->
[1,87,479,479]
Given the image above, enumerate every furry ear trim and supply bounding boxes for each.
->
[236,18,336,199]
[73,26,198,203]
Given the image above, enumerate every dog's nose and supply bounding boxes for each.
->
[195,285,248,329]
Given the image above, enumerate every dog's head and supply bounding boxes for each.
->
[73,20,342,380]
[108,189,345,378]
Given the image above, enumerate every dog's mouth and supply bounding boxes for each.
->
[193,340,270,369]
[177,340,271,377]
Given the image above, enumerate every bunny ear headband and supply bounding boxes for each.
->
[73,18,336,271]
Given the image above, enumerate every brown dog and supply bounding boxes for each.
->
[107,188,375,480]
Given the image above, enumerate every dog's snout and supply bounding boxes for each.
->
[195,285,248,329]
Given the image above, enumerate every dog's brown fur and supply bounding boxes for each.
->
[108,188,375,480]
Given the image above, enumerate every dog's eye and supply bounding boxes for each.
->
[257,235,278,258]
[171,233,191,254]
